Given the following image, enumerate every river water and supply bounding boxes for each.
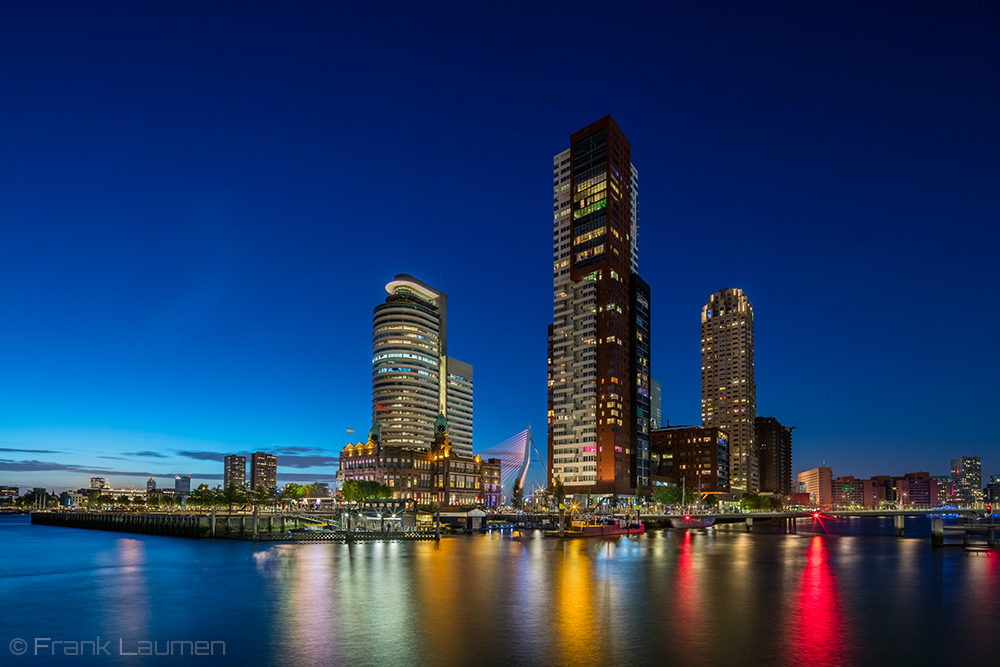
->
[2,514,997,666]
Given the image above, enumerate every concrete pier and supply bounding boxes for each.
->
[931,516,944,547]
[31,511,295,540]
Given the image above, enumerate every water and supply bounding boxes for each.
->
[2,514,998,666]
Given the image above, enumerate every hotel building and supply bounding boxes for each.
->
[701,288,757,492]
[547,115,651,497]
[373,275,474,457]
[338,419,501,508]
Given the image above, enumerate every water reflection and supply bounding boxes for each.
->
[271,545,336,663]
[673,531,707,658]
[785,536,849,667]
[109,538,148,642]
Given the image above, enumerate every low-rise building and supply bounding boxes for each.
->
[831,476,865,507]
[649,425,730,495]
[0,486,19,504]
[895,472,936,508]
[797,467,833,506]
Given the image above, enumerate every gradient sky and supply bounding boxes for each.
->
[1,2,997,493]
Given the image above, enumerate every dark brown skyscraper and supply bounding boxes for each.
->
[756,417,792,496]
[548,116,650,498]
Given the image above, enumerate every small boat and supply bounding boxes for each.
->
[668,515,715,529]
[545,516,645,538]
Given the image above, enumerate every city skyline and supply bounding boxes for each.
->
[1,3,998,491]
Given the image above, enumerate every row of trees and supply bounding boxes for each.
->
[528,478,784,512]
[339,480,392,503]
[17,481,335,512]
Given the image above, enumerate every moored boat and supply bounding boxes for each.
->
[545,517,645,538]
[668,515,715,529]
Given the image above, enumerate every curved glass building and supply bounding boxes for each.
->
[372,275,473,455]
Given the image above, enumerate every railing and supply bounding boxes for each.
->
[289,530,438,542]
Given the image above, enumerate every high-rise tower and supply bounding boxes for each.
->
[372,275,473,456]
[701,288,757,492]
[548,115,650,497]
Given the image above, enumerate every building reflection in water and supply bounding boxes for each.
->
[785,536,849,667]
[111,538,148,641]
[550,542,596,667]
[268,544,337,663]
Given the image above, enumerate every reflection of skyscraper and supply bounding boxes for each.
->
[547,115,650,497]
[951,456,982,506]
[701,288,757,492]
[250,452,277,491]
[372,275,474,456]
[224,455,246,490]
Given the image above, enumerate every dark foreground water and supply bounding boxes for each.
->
[2,514,998,667]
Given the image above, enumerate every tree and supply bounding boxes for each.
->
[119,495,131,508]
[553,477,565,505]
[651,484,696,509]
[511,479,523,509]
[741,493,779,511]
[340,480,360,504]
[303,482,330,498]
[611,483,619,509]
[147,494,160,508]
[252,485,272,509]
[585,487,592,509]
[222,484,245,512]
[87,491,102,510]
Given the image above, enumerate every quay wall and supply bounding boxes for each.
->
[30,511,308,539]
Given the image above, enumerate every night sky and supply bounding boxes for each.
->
[1,2,997,492]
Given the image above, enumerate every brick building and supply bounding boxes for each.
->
[649,425,729,495]
[339,417,501,509]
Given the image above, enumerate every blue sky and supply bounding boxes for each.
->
[1,2,997,492]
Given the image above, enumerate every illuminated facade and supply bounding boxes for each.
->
[895,472,936,508]
[797,467,832,506]
[372,274,473,456]
[223,454,246,490]
[250,452,276,491]
[831,476,865,506]
[649,425,730,494]
[338,420,500,508]
[701,288,757,492]
[547,115,650,497]
[951,456,982,506]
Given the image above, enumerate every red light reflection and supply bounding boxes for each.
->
[785,536,848,667]
[672,531,704,656]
